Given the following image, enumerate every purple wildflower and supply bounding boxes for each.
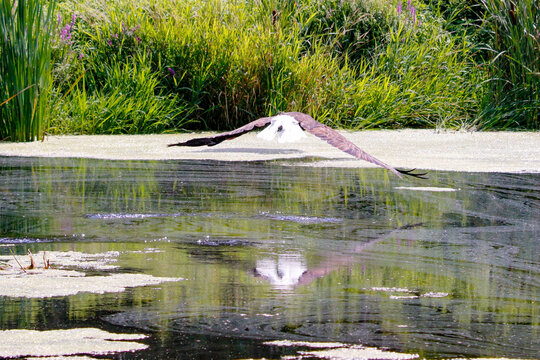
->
[107,39,113,46]
[60,24,71,43]
[410,6,416,23]
[397,1,402,14]
[167,67,176,76]
[57,13,77,44]
[78,53,84,60]
[407,0,411,9]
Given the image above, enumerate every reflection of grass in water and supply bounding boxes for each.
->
[1,158,538,351]
[5,157,460,237]
[1,236,538,351]
[103,239,540,335]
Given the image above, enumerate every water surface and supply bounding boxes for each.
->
[0,156,538,359]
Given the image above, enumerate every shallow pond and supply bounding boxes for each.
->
[0,156,539,359]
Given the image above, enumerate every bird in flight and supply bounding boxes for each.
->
[168,112,426,179]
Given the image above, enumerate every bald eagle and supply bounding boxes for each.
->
[169,112,426,179]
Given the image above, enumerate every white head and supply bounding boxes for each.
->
[257,115,307,143]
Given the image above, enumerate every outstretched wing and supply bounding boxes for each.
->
[289,112,426,179]
[168,116,273,147]
[169,111,426,179]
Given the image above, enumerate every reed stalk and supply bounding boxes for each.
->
[0,0,56,141]
[478,0,539,129]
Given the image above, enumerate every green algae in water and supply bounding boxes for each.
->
[0,156,538,359]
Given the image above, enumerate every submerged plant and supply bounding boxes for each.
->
[4,249,51,272]
[0,0,57,141]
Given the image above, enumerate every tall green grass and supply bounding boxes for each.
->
[2,0,536,135]
[43,0,537,132]
[48,0,192,134]
[477,0,539,129]
[47,0,484,133]
[50,53,191,134]
[0,0,56,141]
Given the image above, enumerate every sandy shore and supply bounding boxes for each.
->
[0,130,539,172]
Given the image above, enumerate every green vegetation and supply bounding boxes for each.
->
[0,0,56,141]
[1,157,539,349]
[1,0,538,141]
[478,0,539,129]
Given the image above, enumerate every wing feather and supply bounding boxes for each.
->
[168,117,273,147]
[169,111,426,179]
[289,112,403,178]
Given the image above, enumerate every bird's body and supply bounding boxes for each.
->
[256,114,306,143]
[169,112,426,179]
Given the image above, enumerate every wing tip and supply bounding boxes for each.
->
[168,138,219,147]
[396,168,428,179]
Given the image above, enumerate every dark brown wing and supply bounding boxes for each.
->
[288,112,412,178]
[170,111,426,179]
[168,116,273,147]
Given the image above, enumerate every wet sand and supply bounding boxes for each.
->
[0,130,539,172]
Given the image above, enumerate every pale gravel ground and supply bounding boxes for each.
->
[0,130,539,172]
